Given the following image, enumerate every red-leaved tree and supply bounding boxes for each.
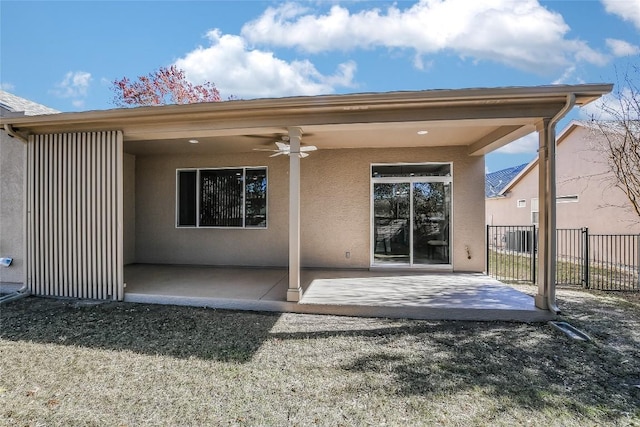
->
[112,65,221,107]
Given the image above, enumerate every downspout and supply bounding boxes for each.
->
[545,93,575,313]
[0,124,31,304]
[4,123,27,142]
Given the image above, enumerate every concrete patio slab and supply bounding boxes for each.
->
[301,272,537,309]
[122,264,555,322]
[124,264,289,301]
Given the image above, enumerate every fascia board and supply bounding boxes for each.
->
[1,84,613,135]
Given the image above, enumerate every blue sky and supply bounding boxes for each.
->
[1,0,639,171]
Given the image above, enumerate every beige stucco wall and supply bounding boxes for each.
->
[486,165,537,226]
[486,126,640,234]
[132,146,485,272]
[134,151,289,267]
[1,134,136,285]
[123,153,136,265]
[0,131,25,284]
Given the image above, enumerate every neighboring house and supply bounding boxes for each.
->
[485,163,527,199]
[0,84,612,312]
[486,120,640,234]
[0,91,59,284]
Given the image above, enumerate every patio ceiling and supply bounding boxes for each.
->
[123,118,534,156]
[2,84,613,156]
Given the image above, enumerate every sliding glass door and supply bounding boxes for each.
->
[412,182,451,265]
[372,164,452,267]
[373,183,411,264]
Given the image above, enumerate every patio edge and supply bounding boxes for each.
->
[124,293,556,322]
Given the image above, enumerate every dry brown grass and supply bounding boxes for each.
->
[1,287,639,426]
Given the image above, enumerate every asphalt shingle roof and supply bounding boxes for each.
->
[485,163,528,198]
[0,90,59,116]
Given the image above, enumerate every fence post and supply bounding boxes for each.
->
[582,227,589,289]
[486,225,490,276]
[531,225,536,284]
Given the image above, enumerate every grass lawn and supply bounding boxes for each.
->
[488,249,639,291]
[1,286,639,426]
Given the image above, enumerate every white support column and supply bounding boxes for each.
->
[535,119,556,310]
[287,127,303,302]
[547,120,558,311]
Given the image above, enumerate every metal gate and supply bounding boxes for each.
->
[487,225,639,291]
[486,225,537,283]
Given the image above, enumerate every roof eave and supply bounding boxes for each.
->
[0,84,614,133]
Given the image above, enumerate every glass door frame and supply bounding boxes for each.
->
[370,163,453,269]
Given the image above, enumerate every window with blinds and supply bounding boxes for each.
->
[176,167,267,228]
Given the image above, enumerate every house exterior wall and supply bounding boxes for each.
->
[135,151,290,268]
[486,164,538,226]
[123,153,136,265]
[486,126,640,234]
[0,130,25,284]
[133,146,485,272]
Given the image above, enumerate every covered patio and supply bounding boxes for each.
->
[1,84,613,318]
[123,264,553,322]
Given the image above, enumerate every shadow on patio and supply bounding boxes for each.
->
[123,264,554,322]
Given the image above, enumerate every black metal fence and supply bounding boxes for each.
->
[486,225,537,283]
[486,225,640,291]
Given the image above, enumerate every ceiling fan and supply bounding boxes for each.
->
[253,136,318,158]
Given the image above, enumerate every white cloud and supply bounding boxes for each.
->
[606,38,640,57]
[0,82,15,91]
[52,71,92,101]
[581,88,640,121]
[552,66,584,85]
[174,29,357,99]
[602,0,640,30]
[495,132,538,154]
[241,0,608,74]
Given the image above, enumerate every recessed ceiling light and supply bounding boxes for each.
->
[188,139,199,144]
[417,130,429,135]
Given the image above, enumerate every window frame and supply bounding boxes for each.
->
[175,166,268,229]
[370,162,453,268]
[531,198,539,224]
[556,194,579,203]
[529,195,579,225]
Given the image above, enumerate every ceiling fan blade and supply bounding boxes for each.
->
[245,133,288,141]
[275,141,290,150]
[256,138,315,158]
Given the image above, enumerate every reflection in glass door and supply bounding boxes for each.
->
[371,164,452,267]
[373,183,410,265]
[413,182,451,265]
